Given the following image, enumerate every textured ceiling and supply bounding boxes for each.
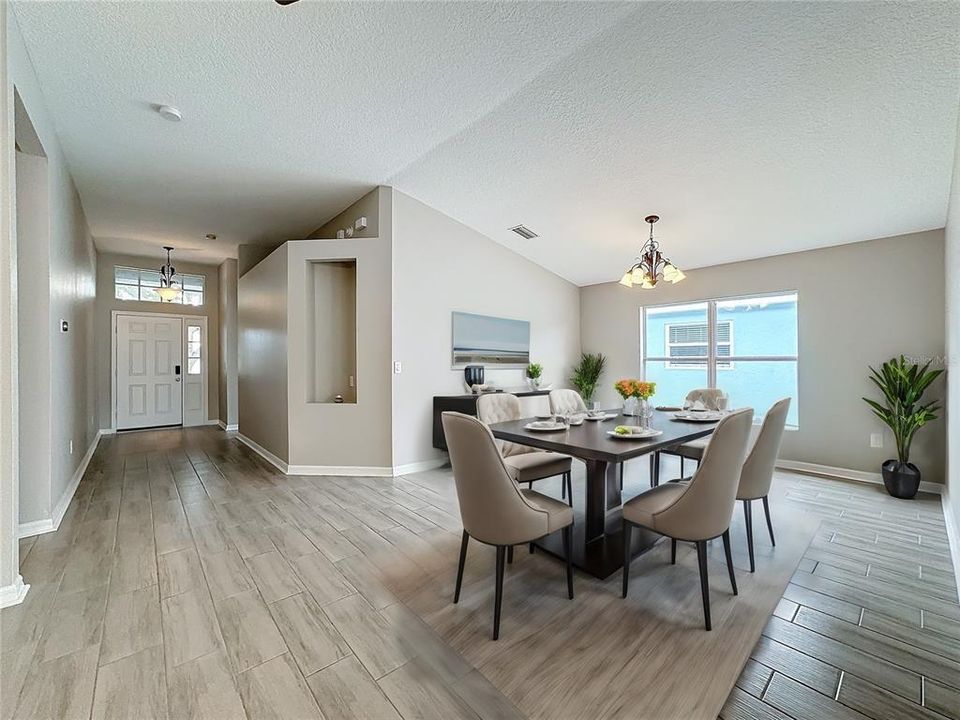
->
[11,0,633,264]
[12,1,960,282]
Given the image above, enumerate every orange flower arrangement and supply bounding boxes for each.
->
[615,379,656,400]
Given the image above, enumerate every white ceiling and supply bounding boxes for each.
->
[12,1,960,283]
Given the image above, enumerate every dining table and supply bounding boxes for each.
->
[488,408,722,579]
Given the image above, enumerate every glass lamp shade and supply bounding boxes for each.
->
[618,271,634,287]
[157,284,180,301]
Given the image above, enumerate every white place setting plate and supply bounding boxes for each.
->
[607,426,663,439]
[524,421,566,432]
[584,413,618,421]
[672,411,725,422]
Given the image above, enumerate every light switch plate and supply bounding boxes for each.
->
[870,432,883,448]
[393,361,402,374]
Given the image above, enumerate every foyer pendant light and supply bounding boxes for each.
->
[157,246,181,302]
[618,215,686,289]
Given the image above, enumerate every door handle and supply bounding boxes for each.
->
[175,364,181,382]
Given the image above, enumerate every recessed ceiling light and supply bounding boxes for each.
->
[157,105,182,122]
[205,233,217,241]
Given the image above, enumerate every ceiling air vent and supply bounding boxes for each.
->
[509,224,539,240]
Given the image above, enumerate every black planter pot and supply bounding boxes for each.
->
[881,460,921,499]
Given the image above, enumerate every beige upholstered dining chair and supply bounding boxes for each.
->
[549,389,588,415]
[476,393,573,506]
[442,411,575,640]
[621,408,754,630]
[738,397,791,572]
[654,387,729,484]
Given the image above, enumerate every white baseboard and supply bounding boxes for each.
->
[392,457,448,476]
[0,575,29,608]
[217,420,239,433]
[236,433,289,474]
[776,459,943,495]
[18,430,103,539]
[941,488,960,603]
[287,464,395,477]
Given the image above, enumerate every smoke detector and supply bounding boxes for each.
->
[157,105,182,122]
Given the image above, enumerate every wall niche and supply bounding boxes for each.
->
[307,259,357,404]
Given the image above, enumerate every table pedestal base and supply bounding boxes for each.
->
[534,507,664,579]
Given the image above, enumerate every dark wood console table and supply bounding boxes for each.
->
[432,389,551,450]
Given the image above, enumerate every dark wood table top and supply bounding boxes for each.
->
[489,409,721,463]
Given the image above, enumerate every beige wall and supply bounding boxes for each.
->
[581,230,947,480]
[218,258,238,426]
[945,119,960,543]
[238,244,289,462]
[95,251,220,429]
[391,189,581,469]
[310,187,380,240]
[7,7,98,534]
[287,234,393,469]
[1,5,19,595]
[15,151,51,523]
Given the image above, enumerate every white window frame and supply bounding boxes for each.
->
[114,265,206,307]
[664,320,734,370]
[640,290,799,425]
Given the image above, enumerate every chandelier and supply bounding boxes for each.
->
[618,215,685,289]
[157,246,181,302]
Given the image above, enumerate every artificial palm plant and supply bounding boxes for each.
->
[862,355,943,498]
[570,353,607,403]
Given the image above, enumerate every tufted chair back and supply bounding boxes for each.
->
[475,393,532,457]
[549,389,588,416]
[684,388,728,411]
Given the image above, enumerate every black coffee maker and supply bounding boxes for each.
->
[463,365,484,390]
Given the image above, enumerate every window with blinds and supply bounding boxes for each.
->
[665,321,732,368]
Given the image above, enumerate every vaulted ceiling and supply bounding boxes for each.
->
[12,1,960,284]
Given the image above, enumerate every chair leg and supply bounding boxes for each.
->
[566,472,573,508]
[562,525,574,599]
[743,500,755,573]
[671,538,677,565]
[680,456,685,478]
[654,452,661,486]
[621,521,633,598]
[529,543,535,554]
[493,546,506,640]
[561,472,567,500]
[622,462,626,491]
[722,530,738,595]
[696,540,711,631]
[454,531,469,603]
[507,545,514,564]
[762,496,776,546]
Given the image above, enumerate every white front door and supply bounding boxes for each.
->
[116,314,183,429]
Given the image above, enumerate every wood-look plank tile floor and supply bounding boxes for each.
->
[1,427,956,720]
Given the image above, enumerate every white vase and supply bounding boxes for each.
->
[622,396,639,416]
